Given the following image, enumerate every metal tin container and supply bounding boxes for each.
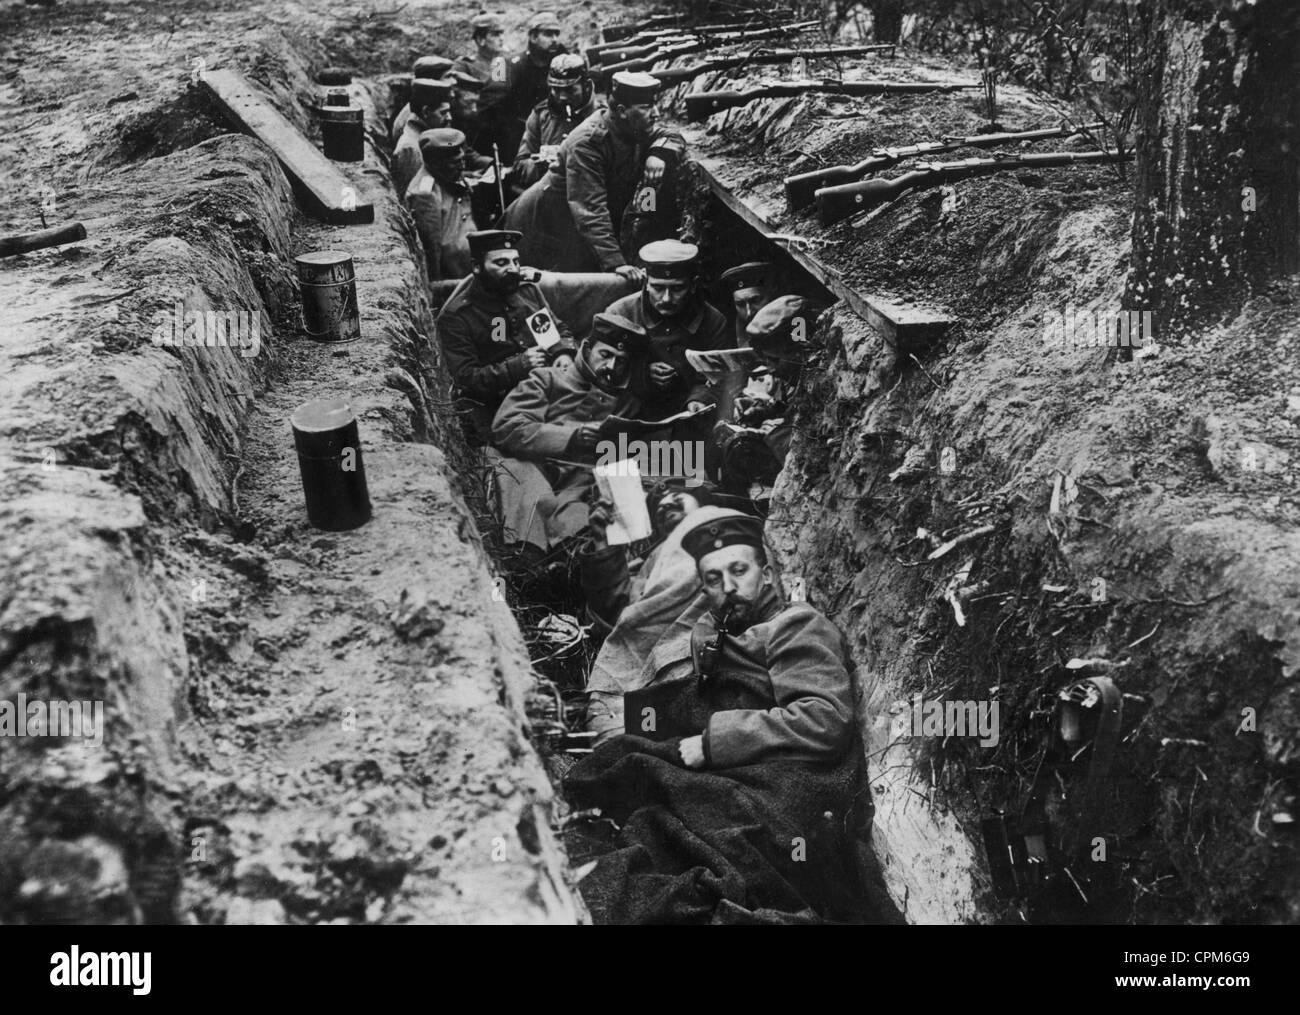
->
[323,88,351,107]
[319,104,364,162]
[294,250,361,343]
[290,398,372,531]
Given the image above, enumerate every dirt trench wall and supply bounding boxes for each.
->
[672,50,1300,924]
[1,26,581,924]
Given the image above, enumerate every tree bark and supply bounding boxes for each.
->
[1125,0,1300,336]
[867,0,905,44]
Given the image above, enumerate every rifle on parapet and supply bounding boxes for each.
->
[594,21,822,78]
[784,121,1105,211]
[651,44,896,88]
[600,8,797,43]
[685,79,978,122]
[587,21,798,63]
[815,149,1134,226]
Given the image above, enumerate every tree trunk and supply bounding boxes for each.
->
[867,0,904,45]
[1125,0,1300,337]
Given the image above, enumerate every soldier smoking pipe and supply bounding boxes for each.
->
[686,79,978,122]
[784,121,1105,211]
[815,149,1135,226]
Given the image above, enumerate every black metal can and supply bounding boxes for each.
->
[319,104,364,162]
[290,398,372,531]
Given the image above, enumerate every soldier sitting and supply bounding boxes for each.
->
[392,77,455,196]
[489,313,647,560]
[405,128,479,284]
[390,56,454,146]
[511,54,601,192]
[605,239,729,425]
[436,229,576,445]
[719,261,775,347]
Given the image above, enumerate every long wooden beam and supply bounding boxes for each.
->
[200,68,374,226]
[696,158,953,355]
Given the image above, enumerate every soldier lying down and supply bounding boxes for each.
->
[563,514,878,924]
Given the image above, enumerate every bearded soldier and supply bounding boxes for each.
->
[489,313,647,558]
[504,71,685,277]
[436,229,575,445]
[511,54,601,192]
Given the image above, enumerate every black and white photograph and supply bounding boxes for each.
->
[0,0,1295,988]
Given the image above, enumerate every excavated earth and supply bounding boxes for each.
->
[669,41,1300,923]
[2,0,1297,927]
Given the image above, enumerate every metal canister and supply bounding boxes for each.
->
[319,104,364,162]
[294,250,361,343]
[323,88,351,107]
[290,398,372,531]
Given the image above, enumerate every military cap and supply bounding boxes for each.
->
[610,70,661,106]
[547,53,588,87]
[468,229,522,262]
[411,76,455,107]
[413,56,455,79]
[588,312,647,353]
[639,239,699,280]
[528,11,562,32]
[418,127,466,155]
[721,261,772,298]
[746,295,814,344]
[681,514,766,562]
[471,12,504,32]
[450,69,485,92]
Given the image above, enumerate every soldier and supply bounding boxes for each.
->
[504,71,685,276]
[436,229,576,445]
[392,77,455,196]
[714,295,816,499]
[511,54,601,192]
[719,261,774,346]
[448,70,494,173]
[605,239,729,423]
[498,11,570,159]
[390,56,454,145]
[489,313,647,557]
[405,128,478,283]
[674,514,856,768]
[453,11,510,157]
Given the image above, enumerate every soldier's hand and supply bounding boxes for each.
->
[567,422,603,456]
[523,347,548,368]
[643,155,666,186]
[649,362,677,388]
[614,265,645,284]
[588,498,613,544]
[678,735,706,768]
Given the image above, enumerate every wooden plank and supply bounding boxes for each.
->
[200,68,374,226]
[697,161,953,355]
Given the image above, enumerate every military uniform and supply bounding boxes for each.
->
[605,288,729,420]
[436,272,575,444]
[504,73,685,273]
[452,50,510,153]
[405,164,476,282]
[391,57,455,145]
[392,77,456,196]
[489,315,645,551]
[511,92,603,190]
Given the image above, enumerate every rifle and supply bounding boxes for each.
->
[587,21,793,63]
[685,79,979,122]
[651,44,896,88]
[784,121,1105,211]
[815,149,1134,226]
[596,20,822,68]
[600,9,797,43]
